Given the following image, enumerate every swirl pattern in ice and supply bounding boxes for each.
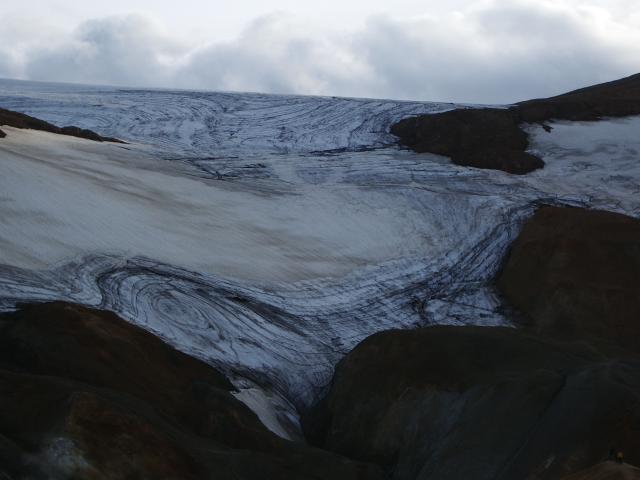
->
[0,78,454,156]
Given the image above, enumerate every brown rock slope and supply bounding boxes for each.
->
[390,73,640,174]
[304,206,640,480]
[0,107,124,143]
[0,302,382,480]
[497,206,640,352]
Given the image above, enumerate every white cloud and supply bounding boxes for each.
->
[178,14,374,96]
[2,0,639,103]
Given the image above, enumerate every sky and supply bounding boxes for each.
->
[0,0,639,103]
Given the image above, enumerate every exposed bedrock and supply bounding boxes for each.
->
[391,73,640,174]
[497,206,640,352]
[517,72,640,123]
[0,107,124,143]
[0,302,382,480]
[390,107,544,174]
[304,206,640,480]
[304,326,640,480]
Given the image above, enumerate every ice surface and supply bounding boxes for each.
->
[0,78,452,157]
[1,79,639,438]
[1,128,466,282]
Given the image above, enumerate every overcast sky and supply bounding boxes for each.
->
[1,0,638,103]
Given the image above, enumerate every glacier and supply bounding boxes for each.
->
[1,78,639,439]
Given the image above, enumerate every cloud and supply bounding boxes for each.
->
[177,14,373,96]
[23,15,187,88]
[3,1,640,103]
[353,0,640,102]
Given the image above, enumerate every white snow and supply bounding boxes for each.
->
[524,116,640,216]
[233,385,302,441]
[0,128,463,282]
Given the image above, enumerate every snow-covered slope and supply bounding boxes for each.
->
[1,79,639,438]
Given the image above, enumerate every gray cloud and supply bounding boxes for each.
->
[22,15,186,88]
[176,14,373,97]
[355,1,639,102]
[3,0,639,103]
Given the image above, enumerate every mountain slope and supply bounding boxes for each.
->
[304,206,640,480]
[497,206,640,351]
[0,301,382,479]
[391,73,640,173]
[304,326,640,480]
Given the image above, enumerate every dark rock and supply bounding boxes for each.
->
[390,108,543,174]
[0,107,125,143]
[391,73,640,174]
[304,326,640,480]
[497,206,640,352]
[518,73,640,123]
[60,126,106,142]
[304,205,640,480]
[560,461,640,480]
[0,302,382,479]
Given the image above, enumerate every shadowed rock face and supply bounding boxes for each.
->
[560,461,640,480]
[304,327,640,480]
[0,107,124,143]
[0,302,382,480]
[391,73,640,174]
[497,206,640,352]
[304,206,640,480]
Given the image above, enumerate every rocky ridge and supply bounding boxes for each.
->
[0,107,123,143]
[391,73,640,174]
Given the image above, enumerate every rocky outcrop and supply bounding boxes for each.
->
[304,206,640,480]
[0,107,124,143]
[304,326,640,480]
[389,107,543,174]
[391,73,640,174]
[0,302,382,480]
[497,206,640,352]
